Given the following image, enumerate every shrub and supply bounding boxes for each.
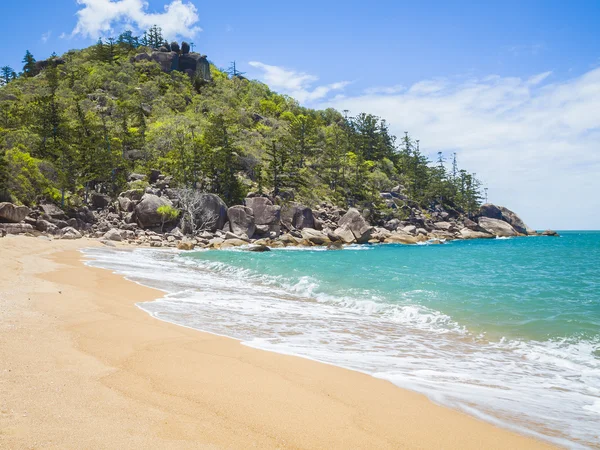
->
[156,204,179,231]
[5,147,52,205]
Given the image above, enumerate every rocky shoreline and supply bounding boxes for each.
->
[0,172,558,250]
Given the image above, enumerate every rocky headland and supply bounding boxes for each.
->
[0,171,558,250]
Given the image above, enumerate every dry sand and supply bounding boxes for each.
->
[0,235,555,449]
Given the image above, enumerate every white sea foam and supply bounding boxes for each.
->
[83,247,600,449]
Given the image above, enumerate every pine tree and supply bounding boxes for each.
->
[22,50,37,77]
[0,66,15,85]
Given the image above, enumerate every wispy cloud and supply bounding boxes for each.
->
[320,69,600,229]
[41,30,52,43]
[506,43,546,56]
[72,0,201,39]
[363,84,405,95]
[248,61,349,103]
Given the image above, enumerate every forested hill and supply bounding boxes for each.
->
[0,26,483,224]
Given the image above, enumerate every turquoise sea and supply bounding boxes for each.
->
[85,231,600,449]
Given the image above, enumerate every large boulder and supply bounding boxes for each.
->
[59,227,82,240]
[118,196,135,213]
[478,217,518,237]
[459,228,494,240]
[333,226,356,244]
[40,203,66,220]
[0,223,34,235]
[479,203,534,235]
[0,203,30,223]
[91,193,111,210]
[338,208,374,244]
[384,232,419,244]
[300,228,331,246]
[103,229,122,242]
[497,206,535,235]
[134,194,174,229]
[227,206,255,238]
[245,197,281,234]
[194,194,228,232]
[542,229,559,237]
[478,204,503,220]
[281,203,314,230]
[150,51,178,72]
[36,219,59,234]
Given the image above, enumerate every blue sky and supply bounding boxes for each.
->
[1,0,599,229]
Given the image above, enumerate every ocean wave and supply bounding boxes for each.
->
[83,246,600,449]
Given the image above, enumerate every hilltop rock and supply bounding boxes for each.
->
[478,217,518,237]
[134,49,212,82]
[0,203,30,223]
[135,194,173,229]
[338,208,374,244]
[227,205,255,238]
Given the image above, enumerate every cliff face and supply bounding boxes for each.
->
[134,50,212,81]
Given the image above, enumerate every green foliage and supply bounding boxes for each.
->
[0,149,11,202]
[4,147,53,205]
[0,28,484,218]
[157,204,179,231]
[22,51,37,78]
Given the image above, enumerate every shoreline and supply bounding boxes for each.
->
[0,235,555,449]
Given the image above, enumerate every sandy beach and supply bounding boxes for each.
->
[0,235,554,449]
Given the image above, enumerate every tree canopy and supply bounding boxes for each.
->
[0,26,483,222]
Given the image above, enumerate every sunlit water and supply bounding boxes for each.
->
[84,231,600,449]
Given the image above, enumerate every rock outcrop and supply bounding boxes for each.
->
[459,228,494,240]
[134,49,212,82]
[195,194,228,232]
[300,228,330,245]
[337,208,374,244]
[245,197,281,235]
[135,194,174,229]
[0,203,30,223]
[227,205,255,238]
[281,203,314,230]
[40,203,66,220]
[0,223,34,234]
[477,217,518,237]
[478,203,535,235]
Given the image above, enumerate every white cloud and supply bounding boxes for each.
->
[41,31,52,43]
[72,0,201,39]
[364,84,405,95]
[248,61,349,103]
[320,69,600,229]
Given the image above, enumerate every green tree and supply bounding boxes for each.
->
[0,66,15,85]
[22,51,37,77]
[157,204,179,231]
[0,149,11,202]
[203,113,245,204]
